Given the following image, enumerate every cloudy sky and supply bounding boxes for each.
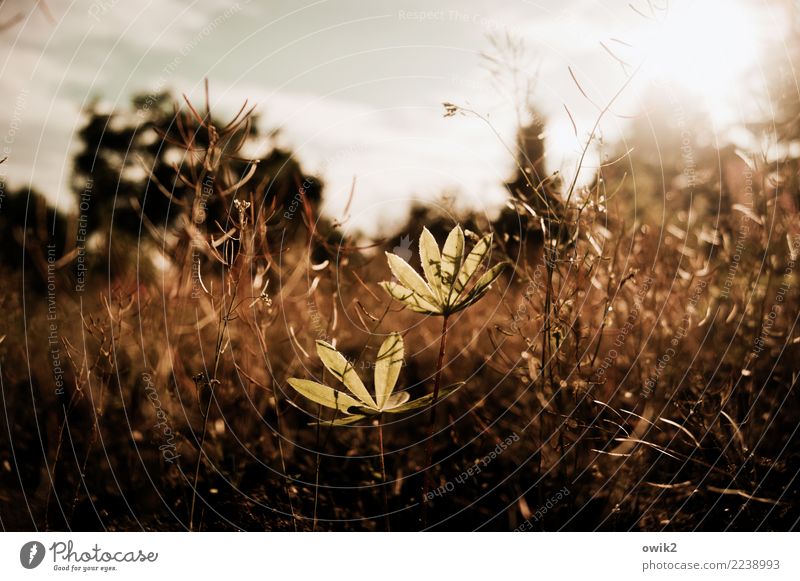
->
[0,0,780,236]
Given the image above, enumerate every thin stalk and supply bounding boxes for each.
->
[378,415,390,531]
[189,280,238,531]
[313,406,321,531]
[189,385,214,531]
[538,252,552,513]
[421,313,450,528]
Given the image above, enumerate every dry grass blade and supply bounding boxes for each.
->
[659,417,702,448]
[706,486,780,505]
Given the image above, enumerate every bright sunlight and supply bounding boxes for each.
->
[633,0,762,104]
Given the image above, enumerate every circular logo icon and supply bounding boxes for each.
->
[20,541,46,569]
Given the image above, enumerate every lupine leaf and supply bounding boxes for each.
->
[419,227,444,300]
[315,341,377,408]
[374,333,404,409]
[470,261,508,295]
[440,225,465,297]
[287,378,362,412]
[385,390,411,409]
[312,413,368,427]
[456,262,508,312]
[385,252,438,304]
[382,225,503,317]
[455,234,492,295]
[384,382,465,413]
[379,281,441,314]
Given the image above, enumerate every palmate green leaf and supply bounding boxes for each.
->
[440,225,465,295]
[315,341,377,408]
[385,252,438,304]
[419,227,443,300]
[379,281,441,313]
[374,333,404,409]
[454,234,492,296]
[382,225,504,316]
[286,378,362,413]
[383,382,465,413]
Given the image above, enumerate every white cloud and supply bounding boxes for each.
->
[7,0,744,237]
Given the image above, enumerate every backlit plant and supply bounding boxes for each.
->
[286,333,463,426]
[380,224,507,521]
[380,225,507,317]
[287,332,463,529]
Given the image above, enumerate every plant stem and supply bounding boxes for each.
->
[313,407,321,531]
[189,281,237,531]
[378,416,390,532]
[421,313,450,528]
[189,390,213,531]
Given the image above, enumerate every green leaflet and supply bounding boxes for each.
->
[383,382,465,413]
[386,252,438,305]
[384,390,411,409]
[455,234,492,296]
[440,225,465,297]
[374,333,404,409]
[286,379,362,413]
[313,413,368,427]
[379,281,441,313]
[315,340,377,408]
[419,227,444,300]
[455,262,509,312]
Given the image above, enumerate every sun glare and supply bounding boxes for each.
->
[635,0,761,105]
